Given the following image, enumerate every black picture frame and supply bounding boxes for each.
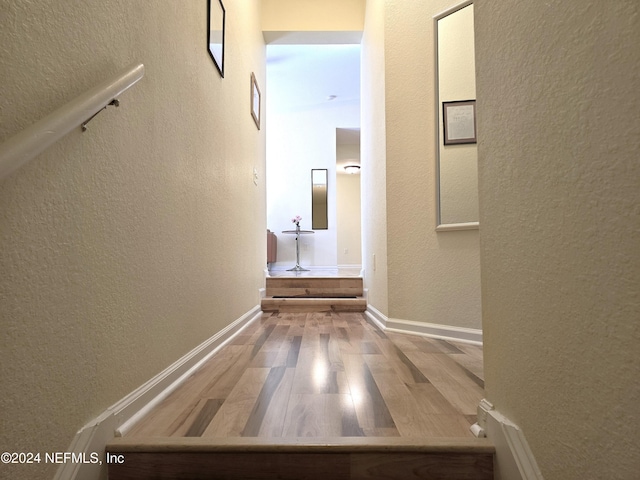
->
[443,100,476,145]
[207,0,225,77]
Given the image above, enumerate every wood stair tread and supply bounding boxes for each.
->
[108,435,495,452]
[262,276,366,312]
[107,437,494,480]
[261,296,367,312]
[106,311,491,479]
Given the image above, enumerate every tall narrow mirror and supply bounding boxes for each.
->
[435,1,479,231]
[312,169,328,230]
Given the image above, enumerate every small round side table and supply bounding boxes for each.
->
[281,228,315,271]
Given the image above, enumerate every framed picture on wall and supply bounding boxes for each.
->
[207,0,225,77]
[251,72,261,129]
[443,100,476,145]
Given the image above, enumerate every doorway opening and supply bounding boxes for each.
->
[265,44,361,272]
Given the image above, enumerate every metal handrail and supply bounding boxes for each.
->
[0,63,145,180]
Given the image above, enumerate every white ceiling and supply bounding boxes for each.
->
[266,44,361,174]
[266,44,361,113]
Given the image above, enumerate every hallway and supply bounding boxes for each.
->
[124,311,483,439]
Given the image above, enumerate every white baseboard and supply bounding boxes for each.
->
[365,306,483,345]
[364,304,388,330]
[473,399,544,480]
[55,305,262,480]
[336,263,363,270]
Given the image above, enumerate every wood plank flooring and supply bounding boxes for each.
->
[126,312,484,440]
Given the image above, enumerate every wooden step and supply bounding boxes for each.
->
[266,276,363,298]
[261,296,367,312]
[262,276,366,312]
[107,436,495,480]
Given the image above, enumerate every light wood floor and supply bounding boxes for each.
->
[267,267,363,277]
[126,311,484,439]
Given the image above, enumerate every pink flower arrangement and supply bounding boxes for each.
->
[292,215,302,227]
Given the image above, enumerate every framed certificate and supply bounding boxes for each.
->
[443,100,476,145]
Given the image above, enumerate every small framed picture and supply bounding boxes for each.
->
[251,73,261,129]
[207,0,225,77]
[443,100,476,145]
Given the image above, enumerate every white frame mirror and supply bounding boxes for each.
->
[434,1,479,231]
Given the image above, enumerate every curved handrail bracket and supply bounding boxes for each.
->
[81,99,120,132]
[0,63,145,181]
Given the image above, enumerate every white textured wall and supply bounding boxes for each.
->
[476,1,640,478]
[337,143,362,266]
[361,0,389,314]
[377,0,482,329]
[262,0,365,32]
[336,171,362,266]
[0,1,266,479]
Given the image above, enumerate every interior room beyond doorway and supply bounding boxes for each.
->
[265,44,361,273]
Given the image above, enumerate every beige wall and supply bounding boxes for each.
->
[476,1,640,479]
[262,0,364,31]
[361,0,389,315]
[337,171,362,266]
[262,0,364,44]
[337,143,362,266]
[0,1,266,478]
[362,0,482,329]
